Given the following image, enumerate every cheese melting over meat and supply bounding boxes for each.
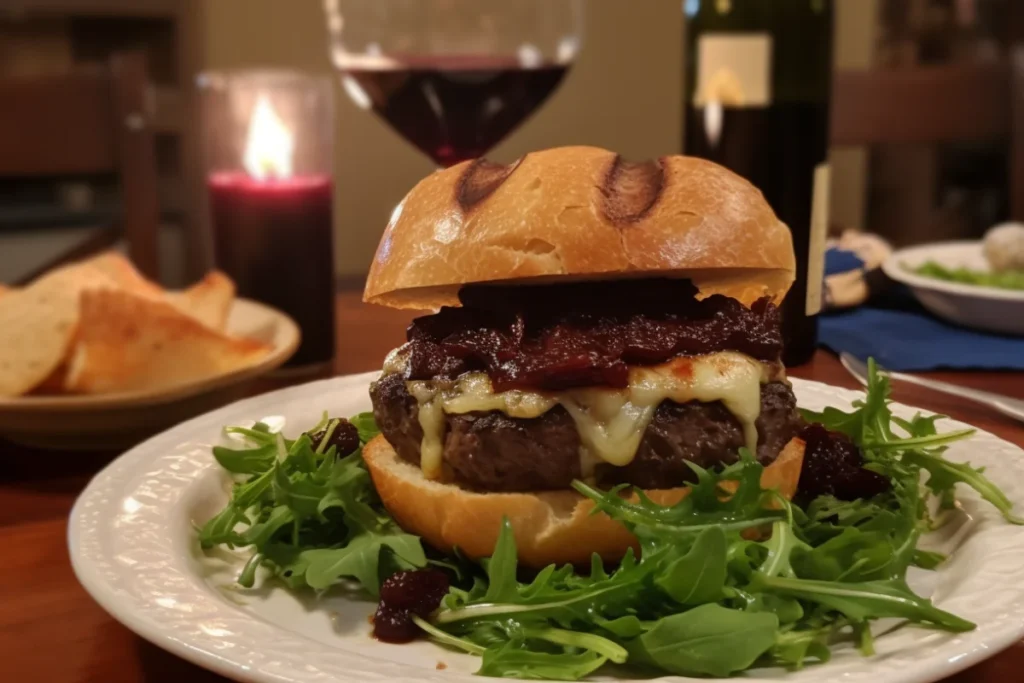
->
[390,349,778,481]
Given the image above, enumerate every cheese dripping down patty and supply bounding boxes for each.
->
[383,347,783,481]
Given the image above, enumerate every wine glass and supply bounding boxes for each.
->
[323,0,584,167]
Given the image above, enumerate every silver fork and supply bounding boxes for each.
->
[839,352,1024,424]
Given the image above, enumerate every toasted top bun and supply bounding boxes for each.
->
[364,434,805,568]
[364,146,795,310]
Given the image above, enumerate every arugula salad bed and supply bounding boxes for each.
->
[199,361,1022,680]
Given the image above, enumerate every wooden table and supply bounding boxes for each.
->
[1,290,1022,682]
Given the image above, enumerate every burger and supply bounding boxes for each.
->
[361,146,806,568]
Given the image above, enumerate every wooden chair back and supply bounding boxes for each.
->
[831,52,1024,223]
[0,52,160,280]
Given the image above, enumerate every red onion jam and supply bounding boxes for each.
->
[404,278,783,392]
[796,423,891,502]
[372,569,450,644]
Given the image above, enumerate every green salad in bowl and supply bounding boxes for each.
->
[913,261,1024,291]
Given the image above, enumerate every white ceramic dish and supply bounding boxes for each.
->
[883,240,1024,336]
[69,372,1024,683]
[0,298,299,450]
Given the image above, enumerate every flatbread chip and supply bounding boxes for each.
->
[0,263,115,397]
[64,289,271,395]
[167,270,236,331]
[79,251,163,298]
[83,251,238,330]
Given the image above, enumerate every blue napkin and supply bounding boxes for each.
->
[824,248,865,275]
[818,248,1024,371]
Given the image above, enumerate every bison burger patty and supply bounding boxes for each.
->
[369,372,803,492]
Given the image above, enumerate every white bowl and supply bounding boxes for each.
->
[882,241,1024,336]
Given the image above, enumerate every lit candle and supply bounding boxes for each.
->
[201,73,336,373]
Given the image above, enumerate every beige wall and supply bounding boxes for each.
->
[201,0,683,276]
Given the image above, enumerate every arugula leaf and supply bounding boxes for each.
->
[212,442,276,474]
[315,419,341,455]
[753,573,975,632]
[791,526,895,582]
[769,622,836,669]
[802,358,1020,525]
[482,519,520,603]
[349,412,381,443]
[572,451,786,542]
[904,450,1024,524]
[224,424,279,446]
[273,466,328,517]
[799,405,862,439]
[523,627,628,664]
[654,526,727,604]
[198,506,246,548]
[316,486,378,530]
[748,594,805,624]
[260,542,313,589]
[318,456,383,531]
[477,643,608,681]
[517,563,576,602]
[201,413,426,598]
[913,549,946,570]
[241,505,296,547]
[436,550,652,629]
[238,552,264,588]
[303,532,426,596]
[232,466,276,509]
[631,605,779,677]
[596,615,648,638]
[285,434,319,473]
[411,615,487,655]
[759,521,806,578]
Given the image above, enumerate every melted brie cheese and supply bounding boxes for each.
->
[403,352,779,480]
[407,382,447,480]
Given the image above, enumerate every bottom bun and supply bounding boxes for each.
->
[363,435,805,568]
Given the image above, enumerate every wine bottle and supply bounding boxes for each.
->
[683,0,833,365]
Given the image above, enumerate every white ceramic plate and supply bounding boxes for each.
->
[0,298,299,450]
[69,373,1024,683]
[883,241,1024,335]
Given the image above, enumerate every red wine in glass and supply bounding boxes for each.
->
[342,56,569,167]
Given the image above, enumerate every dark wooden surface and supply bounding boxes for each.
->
[1,290,1022,682]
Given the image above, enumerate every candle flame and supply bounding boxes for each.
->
[243,95,294,180]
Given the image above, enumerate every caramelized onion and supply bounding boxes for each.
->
[404,279,783,392]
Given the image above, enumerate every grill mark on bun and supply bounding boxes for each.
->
[457,157,524,211]
[600,156,665,224]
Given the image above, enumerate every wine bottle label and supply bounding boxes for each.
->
[806,162,831,316]
[693,34,772,107]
